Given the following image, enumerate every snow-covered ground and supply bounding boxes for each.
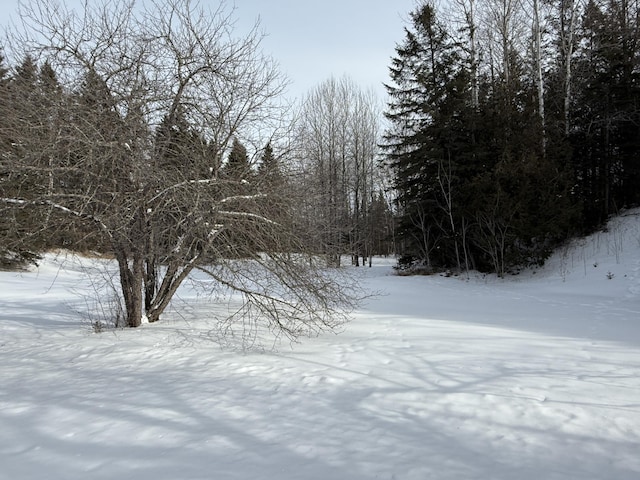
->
[1,211,639,480]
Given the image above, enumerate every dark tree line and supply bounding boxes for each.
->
[384,0,640,275]
[0,53,284,267]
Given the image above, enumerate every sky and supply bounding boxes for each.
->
[0,0,419,101]
[232,0,417,100]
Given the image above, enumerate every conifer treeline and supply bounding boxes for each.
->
[384,0,640,274]
[0,54,283,267]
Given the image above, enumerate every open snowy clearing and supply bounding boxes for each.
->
[1,211,639,480]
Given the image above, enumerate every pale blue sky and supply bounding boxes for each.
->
[0,0,417,100]
[233,0,416,99]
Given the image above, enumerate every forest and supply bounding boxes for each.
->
[1,0,639,328]
[0,0,381,331]
[2,3,639,478]
[386,0,640,275]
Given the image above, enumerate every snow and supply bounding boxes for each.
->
[1,211,640,480]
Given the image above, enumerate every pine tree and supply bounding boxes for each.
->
[218,137,258,258]
[155,107,211,180]
[384,2,472,271]
[256,142,282,188]
[255,142,296,253]
[367,190,395,257]
[223,137,251,180]
[0,52,27,268]
[570,0,640,228]
[385,1,578,274]
[13,55,38,88]
[3,56,52,253]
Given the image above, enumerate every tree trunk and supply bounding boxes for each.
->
[558,0,578,136]
[115,247,145,327]
[533,0,546,153]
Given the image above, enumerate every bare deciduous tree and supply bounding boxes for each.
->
[531,0,547,152]
[1,0,358,337]
[480,0,528,86]
[294,76,383,267]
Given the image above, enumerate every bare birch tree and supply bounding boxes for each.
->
[554,0,581,136]
[481,0,528,86]
[448,0,481,109]
[1,0,358,337]
[531,0,547,152]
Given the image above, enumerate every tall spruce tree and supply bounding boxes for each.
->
[384,2,473,271]
[155,107,211,180]
[224,137,251,180]
[2,56,59,261]
[256,142,283,189]
[0,52,28,267]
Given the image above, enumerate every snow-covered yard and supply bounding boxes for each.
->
[1,211,639,480]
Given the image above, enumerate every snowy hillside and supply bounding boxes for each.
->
[1,210,639,480]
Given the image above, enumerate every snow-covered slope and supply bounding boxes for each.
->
[1,210,639,480]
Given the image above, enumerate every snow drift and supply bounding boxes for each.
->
[1,210,639,479]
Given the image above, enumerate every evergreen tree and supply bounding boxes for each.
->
[155,107,211,180]
[367,190,395,257]
[0,52,27,268]
[467,40,576,272]
[256,142,282,187]
[570,0,640,228]
[13,55,38,88]
[8,55,40,144]
[223,137,251,180]
[255,142,295,252]
[3,56,53,254]
[384,2,473,271]
[385,1,578,274]
[218,137,257,258]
